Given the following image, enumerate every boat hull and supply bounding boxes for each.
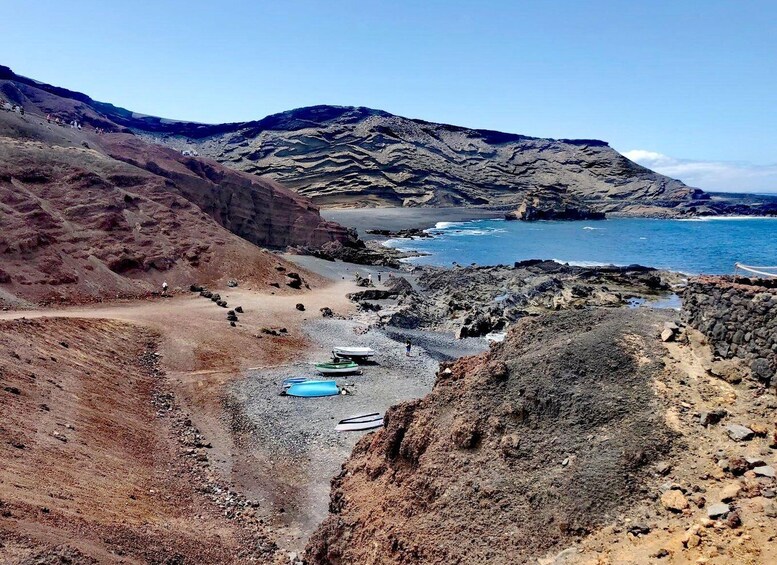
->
[316,364,361,375]
[332,347,375,359]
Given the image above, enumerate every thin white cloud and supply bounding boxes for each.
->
[622,150,777,194]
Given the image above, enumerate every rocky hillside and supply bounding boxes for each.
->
[0,65,730,216]
[0,107,350,305]
[306,308,676,563]
[145,106,710,215]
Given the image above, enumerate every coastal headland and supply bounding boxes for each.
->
[1,67,776,564]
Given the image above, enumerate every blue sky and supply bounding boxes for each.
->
[1,0,775,192]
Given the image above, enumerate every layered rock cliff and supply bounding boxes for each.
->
[0,65,718,216]
[152,106,708,214]
[0,102,350,304]
[3,64,773,216]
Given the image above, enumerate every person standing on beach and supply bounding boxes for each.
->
[406,338,412,356]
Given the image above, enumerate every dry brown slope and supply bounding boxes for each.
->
[0,317,276,563]
[0,111,349,305]
[307,308,676,564]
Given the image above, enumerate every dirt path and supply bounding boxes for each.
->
[0,277,360,562]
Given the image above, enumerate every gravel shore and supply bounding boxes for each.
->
[229,316,457,548]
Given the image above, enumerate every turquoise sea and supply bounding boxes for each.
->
[384,217,777,275]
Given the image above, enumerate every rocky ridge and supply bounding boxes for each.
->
[308,281,777,564]
[349,260,680,338]
[306,308,677,563]
[4,65,767,217]
[0,99,351,305]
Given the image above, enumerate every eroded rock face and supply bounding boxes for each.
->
[0,67,695,214]
[505,189,607,221]
[162,107,705,214]
[4,65,776,216]
[306,309,675,564]
[0,110,349,304]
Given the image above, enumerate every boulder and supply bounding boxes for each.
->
[750,422,769,437]
[320,307,333,318]
[726,424,754,442]
[707,502,730,519]
[751,357,774,380]
[286,272,304,289]
[235,306,243,313]
[729,457,749,476]
[661,328,676,342]
[660,490,689,512]
[745,457,766,468]
[753,466,776,478]
[504,190,606,222]
[699,408,727,427]
[725,511,741,528]
[295,303,305,311]
[719,482,741,502]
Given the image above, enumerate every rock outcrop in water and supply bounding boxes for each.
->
[6,65,770,217]
[505,188,607,221]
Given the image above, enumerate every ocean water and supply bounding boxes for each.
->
[384,217,777,275]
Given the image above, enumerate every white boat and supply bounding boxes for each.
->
[335,412,384,432]
[332,346,376,359]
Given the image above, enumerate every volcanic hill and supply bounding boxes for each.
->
[0,97,351,306]
[305,309,675,563]
[1,64,752,217]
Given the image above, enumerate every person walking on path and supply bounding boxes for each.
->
[368,273,373,286]
[377,272,382,283]
[405,338,412,356]
[162,281,169,296]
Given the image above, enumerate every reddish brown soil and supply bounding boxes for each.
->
[0,110,350,307]
[306,309,678,564]
[0,279,357,563]
[306,308,777,564]
[0,317,277,563]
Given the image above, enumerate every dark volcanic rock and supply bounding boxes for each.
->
[3,66,776,217]
[306,309,674,563]
[505,189,607,221]
[400,262,676,337]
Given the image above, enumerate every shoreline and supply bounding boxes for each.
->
[321,206,506,240]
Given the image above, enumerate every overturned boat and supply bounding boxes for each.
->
[335,412,384,432]
[315,361,361,375]
[282,377,313,388]
[285,380,340,397]
[332,346,376,359]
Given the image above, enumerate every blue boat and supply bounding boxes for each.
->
[286,380,339,397]
[282,377,313,388]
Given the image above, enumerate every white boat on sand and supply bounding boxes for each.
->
[335,412,384,432]
[332,346,375,359]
